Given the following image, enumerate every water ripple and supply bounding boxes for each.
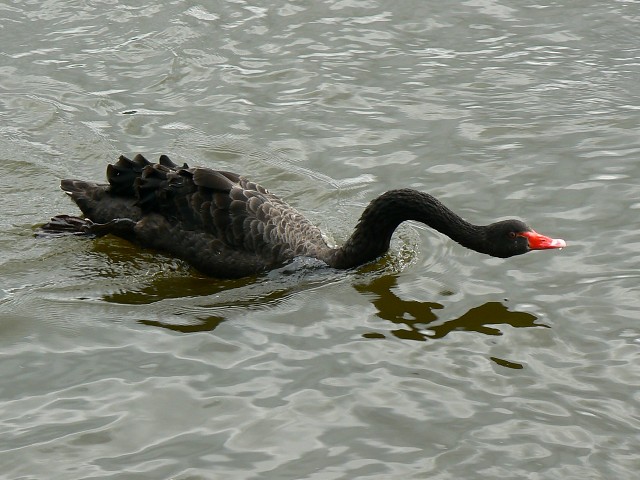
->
[1,0,639,478]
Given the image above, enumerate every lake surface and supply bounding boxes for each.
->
[1,1,639,478]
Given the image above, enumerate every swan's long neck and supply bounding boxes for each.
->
[324,189,486,269]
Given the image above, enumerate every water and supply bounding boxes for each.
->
[1,1,639,478]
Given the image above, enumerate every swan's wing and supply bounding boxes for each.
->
[59,154,332,276]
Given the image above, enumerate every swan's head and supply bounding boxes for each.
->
[485,219,566,258]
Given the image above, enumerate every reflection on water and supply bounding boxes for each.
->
[138,313,226,333]
[356,275,546,342]
[102,258,547,345]
[102,269,253,305]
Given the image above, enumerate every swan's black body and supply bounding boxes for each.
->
[41,154,565,278]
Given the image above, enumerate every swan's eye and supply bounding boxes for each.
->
[508,232,517,239]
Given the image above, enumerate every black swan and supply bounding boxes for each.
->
[40,154,566,278]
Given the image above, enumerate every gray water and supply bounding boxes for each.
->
[1,1,639,479]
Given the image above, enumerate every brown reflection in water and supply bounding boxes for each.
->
[111,282,299,333]
[138,315,226,333]
[103,274,251,305]
[355,275,548,342]
[132,283,303,333]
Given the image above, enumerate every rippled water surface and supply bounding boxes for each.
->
[1,1,639,478]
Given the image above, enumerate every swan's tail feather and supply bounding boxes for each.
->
[106,154,188,197]
[106,154,152,196]
[135,162,174,208]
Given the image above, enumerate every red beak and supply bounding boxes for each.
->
[519,230,566,250]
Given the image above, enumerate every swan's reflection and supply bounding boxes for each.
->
[138,314,226,333]
[96,240,547,340]
[126,272,546,340]
[355,275,548,342]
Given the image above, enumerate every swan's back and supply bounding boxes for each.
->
[61,155,331,277]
